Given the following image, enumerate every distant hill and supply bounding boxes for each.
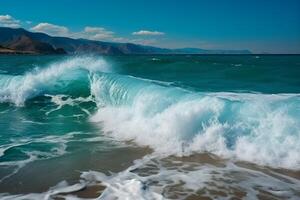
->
[0,28,66,54]
[171,48,251,54]
[0,27,251,55]
[5,35,65,54]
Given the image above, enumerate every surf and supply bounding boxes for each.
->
[0,56,111,106]
[89,72,300,169]
[0,55,300,199]
[0,56,299,169]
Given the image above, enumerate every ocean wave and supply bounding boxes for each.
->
[0,56,111,106]
[1,56,299,170]
[89,73,300,169]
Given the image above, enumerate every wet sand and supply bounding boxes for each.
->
[0,145,151,194]
[49,153,300,199]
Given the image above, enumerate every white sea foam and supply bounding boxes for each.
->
[90,74,300,169]
[1,56,300,199]
[0,132,89,183]
[80,155,300,199]
[2,154,299,200]
[0,180,87,200]
[45,94,95,115]
[151,58,161,61]
[0,56,110,106]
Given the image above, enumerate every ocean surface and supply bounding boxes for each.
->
[0,55,299,199]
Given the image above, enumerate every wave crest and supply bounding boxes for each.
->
[0,56,110,106]
[90,74,300,169]
[1,57,299,169]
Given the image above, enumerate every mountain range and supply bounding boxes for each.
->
[0,27,251,55]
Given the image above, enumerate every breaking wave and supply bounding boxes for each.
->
[0,56,111,106]
[89,73,300,169]
[1,56,300,170]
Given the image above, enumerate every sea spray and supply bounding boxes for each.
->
[1,55,300,199]
[90,73,300,169]
[1,56,299,168]
[0,56,111,106]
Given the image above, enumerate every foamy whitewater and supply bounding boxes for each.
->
[0,55,299,199]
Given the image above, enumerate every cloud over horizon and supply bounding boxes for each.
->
[83,26,115,40]
[29,22,159,45]
[0,14,166,48]
[132,30,165,36]
[0,15,21,28]
[31,22,118,40]
[31,23,70,37]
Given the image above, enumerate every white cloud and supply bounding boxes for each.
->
[31,23,70,37]
[30,23,115,40]
[84,26,107,33]
[30,22,161,45]
[0,15,166,47]
[111,37,130,42]
[81,26,114,40]
[110,37,157,46]
[0,15,21,28]
[132,30,165,36]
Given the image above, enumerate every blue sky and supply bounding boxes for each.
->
[0,0,299,53]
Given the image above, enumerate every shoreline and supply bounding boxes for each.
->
[2,152,298,199]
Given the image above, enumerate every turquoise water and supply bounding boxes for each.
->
[0,55,299,199]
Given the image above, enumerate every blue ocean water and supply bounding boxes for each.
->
[0,55,299,199]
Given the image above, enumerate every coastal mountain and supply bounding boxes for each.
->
[0,28,66,54]
[1,35,65,54]
[172,48,251,54]
[0,27,251,55]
